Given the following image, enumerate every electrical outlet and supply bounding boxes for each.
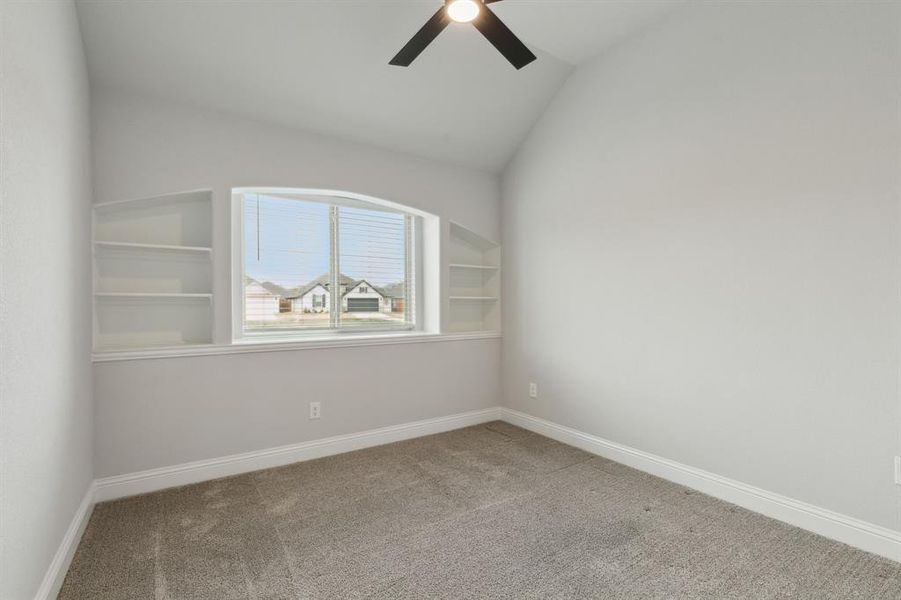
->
[894,456,901,485]
[309,402,321,420]
[529,382,538,398]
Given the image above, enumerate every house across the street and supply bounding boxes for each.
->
[244,273,402,322]
[244,277,280,321]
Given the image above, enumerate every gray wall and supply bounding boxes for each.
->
[502,2,901,531]
[91,89,502,477]
[0,1,94,597]
[94,340,499,477]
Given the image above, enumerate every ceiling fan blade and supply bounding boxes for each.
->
[472,5,536,69]
[389,7,451,66]
[483,0,504,3]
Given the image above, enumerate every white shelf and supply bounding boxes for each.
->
[449,263,498,270]
[94,241,212,255]
[95,293,212,300]
[92,188,215,352]
[447,222,500,334]
[92,188,212,212]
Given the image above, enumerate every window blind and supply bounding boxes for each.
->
[242,193,415,334]
[338,205,410,329]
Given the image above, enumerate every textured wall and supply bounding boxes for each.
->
[0,1,94,597]
[502,1,901,531]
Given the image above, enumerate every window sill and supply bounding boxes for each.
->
[92,331,501,363]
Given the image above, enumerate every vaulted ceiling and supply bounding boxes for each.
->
[75,0,682,172]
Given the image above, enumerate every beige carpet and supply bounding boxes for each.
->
[59,422,901,599]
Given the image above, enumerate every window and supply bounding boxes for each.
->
[238,190,417,337]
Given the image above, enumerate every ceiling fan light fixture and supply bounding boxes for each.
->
[446,0,480,23]
[390,0,536,70]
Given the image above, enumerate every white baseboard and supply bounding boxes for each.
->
[34,481,96,600]
[75,405,900,582]
[500,408,901,563]
[94,407,502,502]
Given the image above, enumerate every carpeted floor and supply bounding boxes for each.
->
[59,422,901,599]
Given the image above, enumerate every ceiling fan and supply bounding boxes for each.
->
[390,0,537,70]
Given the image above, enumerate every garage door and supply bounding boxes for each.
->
[347,298,379,312]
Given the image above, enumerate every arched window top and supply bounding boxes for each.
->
[232,187,433,219]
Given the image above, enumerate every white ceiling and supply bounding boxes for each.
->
[75,0,682,172]
[491,0,685,65]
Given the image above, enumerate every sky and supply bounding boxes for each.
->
[244,194,406,289]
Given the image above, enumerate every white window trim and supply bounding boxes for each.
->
[92,331,501,363]
[230,188,432,343]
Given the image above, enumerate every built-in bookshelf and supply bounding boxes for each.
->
[447,221,500,333]
[92,189,214,351]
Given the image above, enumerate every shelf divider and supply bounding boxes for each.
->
[93,241,212,255]
[449,263,499,270]
[94,292,212,300]
[449,296,498,301]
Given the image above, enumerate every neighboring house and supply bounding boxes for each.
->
[293,283,329,313]
[244,277,279,321]
[341,280,388,313]
[290,273,354,313]
[257,281,296,313]
[380,282,406,313]
[245,273,405,318]
[291,273,400,314]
